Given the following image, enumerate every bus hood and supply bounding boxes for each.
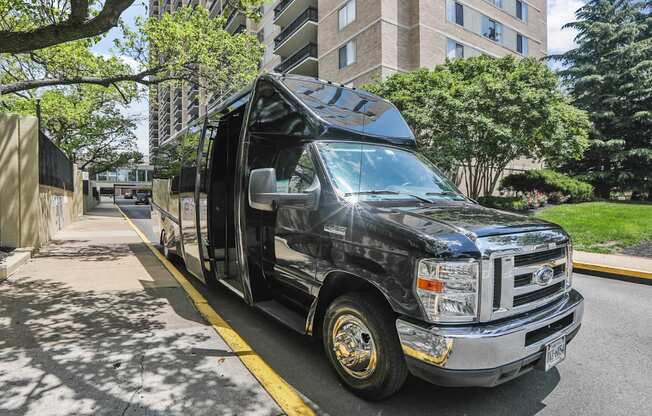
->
[369,201,560,239]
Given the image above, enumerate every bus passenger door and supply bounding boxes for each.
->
[179,124,206,282]
[209,110,245,296]
[196,123,217,285]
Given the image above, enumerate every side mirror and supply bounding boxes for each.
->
[248,168,277,211]
[248,168,320,211]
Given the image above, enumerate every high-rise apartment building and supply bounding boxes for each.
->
[149,0,547,154]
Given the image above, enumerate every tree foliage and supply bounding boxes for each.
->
[0,5,265,95]
[1,2,265,174]
[552,0,652,199]
[0,0,262,54]
[366,56,591,199]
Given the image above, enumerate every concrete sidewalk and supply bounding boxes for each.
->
[0,203,283,416]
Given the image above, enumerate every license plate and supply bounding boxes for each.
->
[544,336,566,371]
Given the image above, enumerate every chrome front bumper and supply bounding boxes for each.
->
[396,289,584,387]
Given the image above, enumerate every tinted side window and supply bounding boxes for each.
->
[249,80,309,136]
[179,124,202,193]
[274,146,316,193]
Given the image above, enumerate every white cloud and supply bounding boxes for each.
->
[547,0,584,55]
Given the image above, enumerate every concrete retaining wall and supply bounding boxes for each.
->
[0,113,83,249]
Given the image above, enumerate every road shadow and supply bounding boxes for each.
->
[0,270,279,416]
[35,241,133,263]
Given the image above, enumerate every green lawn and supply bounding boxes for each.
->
[534,202,652,254]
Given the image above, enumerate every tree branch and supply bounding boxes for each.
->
[69,0,90,23]
[0,67,169,94]
[0,0,136,54]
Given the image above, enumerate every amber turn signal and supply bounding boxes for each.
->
[417,278,444,293]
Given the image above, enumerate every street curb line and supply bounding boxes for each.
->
[115,205,316,416]
[0,247,33,281]
[573,261,652,281]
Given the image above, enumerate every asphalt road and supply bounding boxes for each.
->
[117,199,652,416]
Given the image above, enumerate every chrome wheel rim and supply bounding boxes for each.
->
[161,232,169,257]
[331,314,377,379]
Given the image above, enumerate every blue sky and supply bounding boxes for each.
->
[94,0,584,156]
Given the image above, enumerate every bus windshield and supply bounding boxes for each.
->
[316,142,465,203]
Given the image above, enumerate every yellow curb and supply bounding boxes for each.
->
[573,261,652,281]
[115,205,316,416]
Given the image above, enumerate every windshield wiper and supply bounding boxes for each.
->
[425,191,467,201]
[425,191,457,196]
[345,190,432,204]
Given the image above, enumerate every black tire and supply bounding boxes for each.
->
[322,292,408,400]
[160,230,171,259]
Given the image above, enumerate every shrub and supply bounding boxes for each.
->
[523,192,548,209]
[478,196,527,212]
[501,169,594,202]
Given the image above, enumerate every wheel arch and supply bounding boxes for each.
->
[310,271,397,339]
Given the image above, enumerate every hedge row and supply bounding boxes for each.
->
[477,196,527,211]
[500,170,594,202]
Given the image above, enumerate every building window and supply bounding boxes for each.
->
[339,40,356,69]
[517,33,529,55]
[482,16,502,42]
[454,2,464,26]
[447,39,464,59]
[492,0,503,8]
[516,0,528,21]
[338,0,356,30]
[447,1,464,26]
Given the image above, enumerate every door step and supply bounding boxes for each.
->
[254,300,306,334]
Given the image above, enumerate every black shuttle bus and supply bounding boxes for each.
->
[152,74,584,399]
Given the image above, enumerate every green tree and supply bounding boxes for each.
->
[0,0,262,54]
[1,3,265,174]
[366,56,590,199]
[0,5,264,94]
[3,85,143,174]
[553,0,652,199]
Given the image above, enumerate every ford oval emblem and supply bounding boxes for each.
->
[533,265,555,286]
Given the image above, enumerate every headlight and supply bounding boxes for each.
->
[416,259,479,323]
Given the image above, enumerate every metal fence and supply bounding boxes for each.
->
[39,132,74,191]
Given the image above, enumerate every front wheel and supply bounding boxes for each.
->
[323,293,408,400]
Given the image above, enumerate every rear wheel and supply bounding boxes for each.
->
[323,292,408,400]
[160,230,171,259]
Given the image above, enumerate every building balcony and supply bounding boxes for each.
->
[209,0,225,16]
[234,24,247,34]
[274,7,317,57]
[274,0,315,28]
[225,11,245,33]
[274,42,318,76]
